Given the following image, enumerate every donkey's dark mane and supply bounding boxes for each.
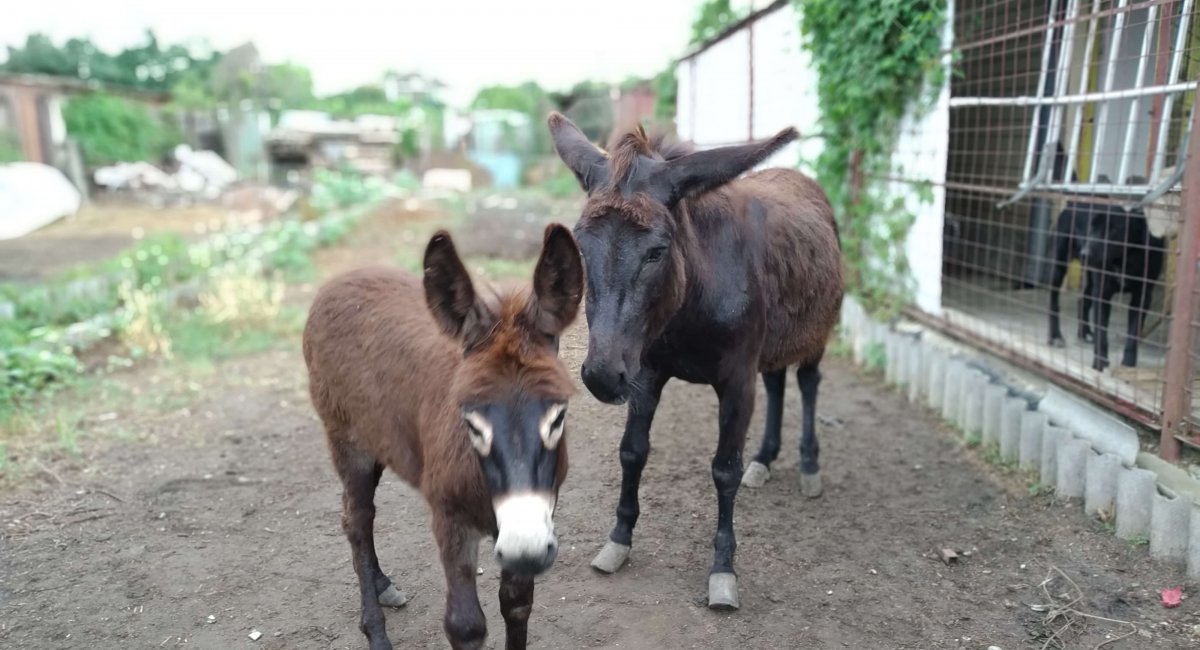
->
[604,124,694,190]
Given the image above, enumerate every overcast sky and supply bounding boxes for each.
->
[0,0,702,105]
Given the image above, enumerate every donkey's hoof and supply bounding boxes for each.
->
[707,573,739,611]
[741,461,770,488]
[378,584,410,608]
[591,541,631,574]
[800,472,823,498]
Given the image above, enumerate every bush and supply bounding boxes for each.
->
[62,93,180,166]
[0,132,22,163]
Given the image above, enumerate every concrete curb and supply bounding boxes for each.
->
[1150,489,1190,563]
[838,295,1200,571]
[1084,452,1121,517]
[1116,466,1156,541]
[982,385,1006,448]
[1000,398,1024,463]
[1020,411,1046,472]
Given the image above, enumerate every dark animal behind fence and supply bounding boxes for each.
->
[1046,188,1165,371]
[302,225,584,650]
[548,111,844,612]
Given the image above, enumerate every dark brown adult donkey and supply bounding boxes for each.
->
[303,225,584,649]
[548,112,844,610]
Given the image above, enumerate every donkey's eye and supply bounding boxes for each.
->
[463,412,493,456]
[540,404,567,449]
[645,247,666,263]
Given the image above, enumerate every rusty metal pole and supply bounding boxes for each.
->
[1144,0,1177,176]
[1159,105,1200,462]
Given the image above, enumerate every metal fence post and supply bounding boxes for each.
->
[1160,106,1200,462]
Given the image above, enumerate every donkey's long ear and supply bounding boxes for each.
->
[548,112,610,194]
[528,223,584,337]
[424,231,496,343]
[653,127,799,205]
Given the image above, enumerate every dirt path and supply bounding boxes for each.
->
[2,210,1199,649]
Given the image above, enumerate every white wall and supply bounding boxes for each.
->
[676,2,952,316]
[894,3,954,317]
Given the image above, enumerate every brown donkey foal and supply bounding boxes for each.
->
[303,224,584,650]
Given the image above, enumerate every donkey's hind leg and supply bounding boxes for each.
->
[742,369,786,488]
[797,362,823,498]
[334,443,406,650]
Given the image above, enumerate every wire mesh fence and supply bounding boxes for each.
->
[934,0,1196,446]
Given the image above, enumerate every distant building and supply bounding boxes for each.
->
[0,72,169,191]
[382,72,447,105]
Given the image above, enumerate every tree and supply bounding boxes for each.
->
[690,0,746,45]
[62,93,180,166]
[263,63,315,108]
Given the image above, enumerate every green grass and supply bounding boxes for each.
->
[54,410,82,457]
[164,307,304,363]
[864,342,886,373]
[1028,480,1052,497]
[470,257,536,282]
[1129,535,1150,547]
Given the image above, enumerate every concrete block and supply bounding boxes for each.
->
[1041,425,1068,487]
[1055,436,1089,499]
[927,350,945,411]
[885,333,898,384]
[1150,488,1191,563]
[1040,385,1137,466]
[982,385,1006,447]
[1188,504,1200,579]
[1116,466,1157,541]
[906,344,923,404]
[1019,411,1047,471]
[1084,452,1121,517]
[961,372,986,440]
[942,360,965,423]
[1000,398,1024,462]
[894,335,909,387]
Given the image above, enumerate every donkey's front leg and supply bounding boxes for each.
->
[499,570,534,650]
[592,370,667,574]
[708,371,755,610]
[433,514,486,650]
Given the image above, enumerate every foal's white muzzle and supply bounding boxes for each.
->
[493,492,558,575]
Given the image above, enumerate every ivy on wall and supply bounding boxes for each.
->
[795,0,948,316]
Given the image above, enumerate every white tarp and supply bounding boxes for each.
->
[0,162,82,240]
[174,145,237,198]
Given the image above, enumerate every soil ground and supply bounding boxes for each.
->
[2,202,1199,650]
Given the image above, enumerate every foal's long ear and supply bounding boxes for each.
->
[653,127,799,205]
[528,223,584,337]
[547,112,610,194]
[423,231,495,342]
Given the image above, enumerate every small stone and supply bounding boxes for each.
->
[477,567,484,575]
[940,549,959,565]
[826,590,833,595]
[206,615,216,624]
[988,646,1003,650]
[248,630,262,641]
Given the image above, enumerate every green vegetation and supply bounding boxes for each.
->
[0,169,391,419]
[690,0,747,45]
[863,341,887,373]
[62,93,180,166]
[796,0,948,316]
[0,133,23,163]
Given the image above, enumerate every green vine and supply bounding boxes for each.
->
[796,0,948,317]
